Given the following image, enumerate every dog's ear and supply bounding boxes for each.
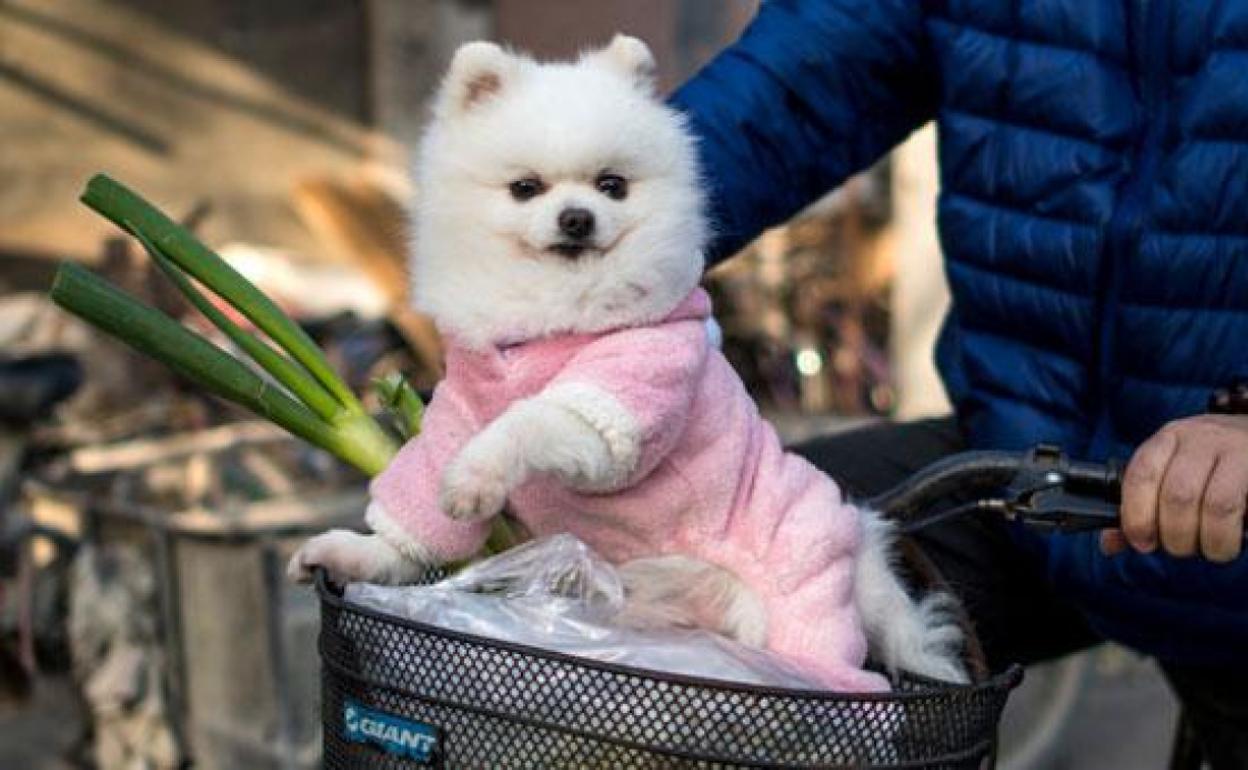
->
[439,41,515,115]
[587,34,656,92]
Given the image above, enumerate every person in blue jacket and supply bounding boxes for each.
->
[670,1,1248,764]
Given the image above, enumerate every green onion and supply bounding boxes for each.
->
[52,174,519,556]
[139,233,344,423]
[50,263,350,458]
[79,174,363,414]
[52,175,399,477]
[373,372,425,442]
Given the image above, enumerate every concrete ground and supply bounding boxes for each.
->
[998,646,1179,770]
[0,676,84,770]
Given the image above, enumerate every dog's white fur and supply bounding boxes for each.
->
[412,38,705,350]
[289,36,967,684]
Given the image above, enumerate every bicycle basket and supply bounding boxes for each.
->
[317,570,1021,769]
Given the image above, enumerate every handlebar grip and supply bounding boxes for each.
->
[1063,457,1124,501]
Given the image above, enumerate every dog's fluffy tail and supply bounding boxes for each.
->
[856,509,969,683]
[616,511,968,685]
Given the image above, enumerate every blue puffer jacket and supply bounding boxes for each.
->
[671,0,1248,666]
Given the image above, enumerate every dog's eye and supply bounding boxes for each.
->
[596,173,628,200]
[508,177,546,202]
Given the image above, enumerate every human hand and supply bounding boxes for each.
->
[1102,414,1248,562]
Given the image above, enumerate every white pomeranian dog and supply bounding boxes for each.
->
[290,36,966,687]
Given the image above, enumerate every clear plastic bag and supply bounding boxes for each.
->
[344,534,821,689]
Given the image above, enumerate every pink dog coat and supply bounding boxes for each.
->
[370,288,888,692]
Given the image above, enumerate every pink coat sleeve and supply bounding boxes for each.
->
[546,318,709,485]
[367,384,491,563]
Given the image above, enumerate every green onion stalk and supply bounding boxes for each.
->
[52,174,400,476]
[52,174,521,555]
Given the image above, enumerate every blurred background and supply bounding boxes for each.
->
[0,1,1176,768]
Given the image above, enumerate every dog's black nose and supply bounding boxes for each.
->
[558,208,595,240]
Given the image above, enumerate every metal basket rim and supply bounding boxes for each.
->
[322,645,1002,770]
[315,568,1024,703]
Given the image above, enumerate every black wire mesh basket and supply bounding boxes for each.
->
[313,447,1131,768]
[316,566,1021,769]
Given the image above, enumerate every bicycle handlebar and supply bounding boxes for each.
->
[866,444,1126,535]
[865,451,1024,519]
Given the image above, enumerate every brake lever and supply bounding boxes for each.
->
[996,444,1123,534]
[1005,488,1121,533]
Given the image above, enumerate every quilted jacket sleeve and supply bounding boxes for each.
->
[669,0,937,264]
[368,384,491,564]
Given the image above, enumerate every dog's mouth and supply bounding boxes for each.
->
[546,242,599,260]
[521,229,629,262]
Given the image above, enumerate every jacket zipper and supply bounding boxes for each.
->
[1088,0,1169,458]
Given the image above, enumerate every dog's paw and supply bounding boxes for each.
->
[287,530,422,585]
[440,448,511,521]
